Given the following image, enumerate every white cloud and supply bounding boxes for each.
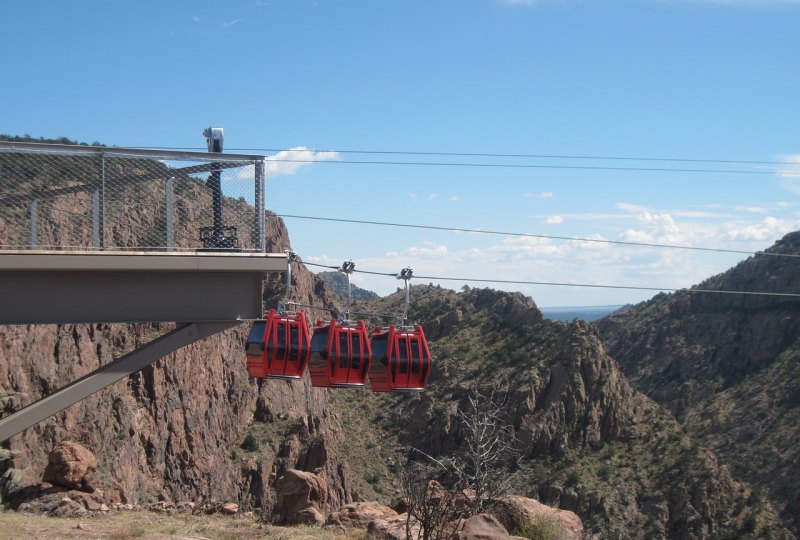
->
[524,191,554,199]
[734,205,769,214]
[545,215,564,224]
[723,216,798,241]
[533,212,629,221]
[221,18,245,29]
[777,156,800,194]
[616,202,652,214]
[192,15,200,23]
[449,195,459,202]
[264,147,340,178]
[428,193,438,201]
[406,242,449,259]
[617,201,735,219]
[408,192,417,200]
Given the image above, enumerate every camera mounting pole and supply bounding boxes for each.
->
[200,127,239,250]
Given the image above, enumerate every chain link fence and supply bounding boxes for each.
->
[0,141,267,252]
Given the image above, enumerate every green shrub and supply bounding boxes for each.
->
[513,515,566,540]
[241,434,260,452]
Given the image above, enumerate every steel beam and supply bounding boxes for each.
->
[0,321,238,442]
[0,251,285,324]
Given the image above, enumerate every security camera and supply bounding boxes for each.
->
[203,127,224,153]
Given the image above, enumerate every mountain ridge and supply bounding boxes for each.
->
[597,230,800,534]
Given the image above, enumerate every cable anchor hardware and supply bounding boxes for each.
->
[278,250,300,312]
[337,259,356,320]
[397,267,413,326]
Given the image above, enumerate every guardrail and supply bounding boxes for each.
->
[0,141,267,252]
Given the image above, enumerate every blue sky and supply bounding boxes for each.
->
[3,0,800,306]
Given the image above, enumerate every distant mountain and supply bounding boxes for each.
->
[597,230,800,534]
[541,305,623,322]
[317,271,379,301]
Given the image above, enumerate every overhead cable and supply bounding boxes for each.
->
[273,214,800,260]
[264,157,771,175]
[137,146,796,167]
[299,261,800,299]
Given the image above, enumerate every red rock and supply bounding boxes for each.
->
[275,469,329,524]
[221,502,238,515]
[297,506,326,525]
[492,495,583,540]
[456,514,512,540]
[42,441,98,491]
[328,501,398,528]
[367,513,420,540]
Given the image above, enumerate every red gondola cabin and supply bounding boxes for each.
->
[309,319,372,388]
[246,309,311,380]
[368,324,431,392]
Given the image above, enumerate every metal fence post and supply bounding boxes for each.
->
[29,199,38,249]
[255,159,265,252]
[92,153,106,250]
[166,176,175,251]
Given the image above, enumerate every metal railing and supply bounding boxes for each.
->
[0,141,267,252]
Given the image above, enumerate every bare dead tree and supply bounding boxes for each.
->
[400,460,463,540]
[401,386,520,538]
[450,386,519,514]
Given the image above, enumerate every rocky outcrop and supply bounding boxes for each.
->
[15,486,110,517]
[597,230,800,534]
[327,501,398,528]
[493,495,583,540]
[274,469,329,525]
[456,513,518,540]
[366,285,788,538]
[367,513,420,540]
[42,441,98,492]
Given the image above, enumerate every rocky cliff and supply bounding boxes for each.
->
[597,230,800,534]
[335,285,788,538]
[0,166,360,517]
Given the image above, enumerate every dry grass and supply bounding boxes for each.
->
[0,510,368,540]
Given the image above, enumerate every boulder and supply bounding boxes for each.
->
[492,495,583,540]
[220,502,239,515]
[15,488,107,517]
[367,513,420,540]
[328,501,398,528]
[274,468,329,524]
[42,441,98,492]
[297,506,326,525]
[456,514,512,540]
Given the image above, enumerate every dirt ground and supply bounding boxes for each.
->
[0,510,368,540]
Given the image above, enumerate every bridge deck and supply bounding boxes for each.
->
[0,250,285,324]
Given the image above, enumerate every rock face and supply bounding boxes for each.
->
[42,441,98,492]
[597,230,800,534]
[0,208,356,518]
